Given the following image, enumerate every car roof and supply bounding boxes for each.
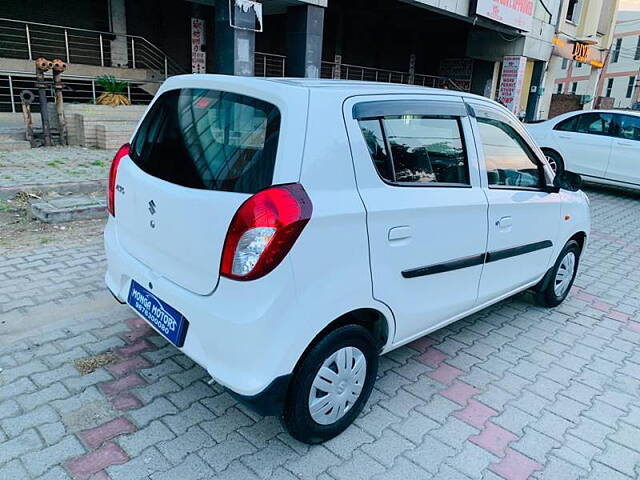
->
[165,74,493,103]
[561,109,640,117]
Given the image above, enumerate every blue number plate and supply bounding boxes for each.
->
[127,280,189,347]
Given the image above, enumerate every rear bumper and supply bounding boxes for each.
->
[104,218,304,399]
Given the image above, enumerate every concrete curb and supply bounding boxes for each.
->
[0,179,107,200]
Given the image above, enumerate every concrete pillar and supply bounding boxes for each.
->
[286,5,325,78]
[583,66,602,109]
[539,55,563,119]
[525,61,546,122]
[109,0,128,68]
[214,2,255,76]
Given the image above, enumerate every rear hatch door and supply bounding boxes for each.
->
[115,85,291,295]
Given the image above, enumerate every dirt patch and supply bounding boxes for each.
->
[74,352,119,374]
[0,191,106,253]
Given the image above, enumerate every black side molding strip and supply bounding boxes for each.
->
[402,253,485,278]
[486,240,553,263]
[401,240,553,279]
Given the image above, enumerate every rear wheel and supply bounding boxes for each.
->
[543,149,565,174]
[534,240,581,307]
[282,325,378,444]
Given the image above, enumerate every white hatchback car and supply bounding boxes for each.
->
[526,109,640,190]
[105,75,590,443]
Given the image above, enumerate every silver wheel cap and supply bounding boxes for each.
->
[546,155,558,173]
[554,251,576,297]
[308,346,367,425]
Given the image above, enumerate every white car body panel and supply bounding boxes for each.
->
[105,75,590,400]
[526,110,640,190]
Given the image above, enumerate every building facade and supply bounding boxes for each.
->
[594,10,640,109]
[0,0,614,121]
[541,0,620,117]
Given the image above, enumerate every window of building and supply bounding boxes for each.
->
[556,83,564,94]
[561,58,568,70]
[627,76,636,99]
[575,112,614,136]
[636,36,640,61]
[576,62,583,68]
[358,116,469,185]
[571,82,578,94]
[612,38,622,63]
[566,0,583,23]
[606,78,614,97]
[476,118,542,189]
[618,115,640,141]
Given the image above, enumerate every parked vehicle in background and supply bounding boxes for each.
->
[526,110,640,190]
[105,75,590,444]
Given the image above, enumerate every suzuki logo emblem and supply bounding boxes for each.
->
[148,200,156,215]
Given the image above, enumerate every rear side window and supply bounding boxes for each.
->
[358,116,469,186]
[130,88,281,193]
[554,116,577,132]
[574,113,613,136]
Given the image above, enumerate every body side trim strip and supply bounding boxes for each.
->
[401,240,553,278]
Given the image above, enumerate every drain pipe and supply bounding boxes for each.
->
[35,57,53,147]
[52,59,68,146]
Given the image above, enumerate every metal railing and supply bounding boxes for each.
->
[320,60,465,90]
[0,17,185,78]
[255,52,286,77]
[0,70,161,113]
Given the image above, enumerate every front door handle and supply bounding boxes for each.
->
[558,135,571,140]
[388,226,412,241]
[616,141,633,147]
[496,216,513,231]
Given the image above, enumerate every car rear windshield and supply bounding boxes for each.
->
[130,88,281,193]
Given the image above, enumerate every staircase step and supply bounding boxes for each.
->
[30,195,106,223]
[0,140,31,151]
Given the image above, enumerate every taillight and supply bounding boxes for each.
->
[220,183,312,281]
[107,143,130,217]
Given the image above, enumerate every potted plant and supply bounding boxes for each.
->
[95,75,131,106]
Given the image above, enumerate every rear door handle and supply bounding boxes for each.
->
[558,135,571,140]
[388,226,412,241]
[616,141,633,147]
[496,216,513,231]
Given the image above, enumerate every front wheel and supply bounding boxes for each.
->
[543,149,565,174]
[282,325,379,444]
[534,240,581,308]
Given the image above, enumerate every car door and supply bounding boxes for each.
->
[466,100,563,303]
[344,95,489,343]
[551,112,615,178]
[606,114,640,186]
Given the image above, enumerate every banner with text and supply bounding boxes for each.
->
[191,18,206,74]
[498,56,527,115]
[473,0,534,32]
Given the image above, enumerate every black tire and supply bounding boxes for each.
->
[543,149,565,175]
[282,325,379,444]
[534,240,581,308]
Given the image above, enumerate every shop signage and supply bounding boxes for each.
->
[473,0,534,32]
[552,37,605,68]
[191,18,206,74]
[498,56,527,115]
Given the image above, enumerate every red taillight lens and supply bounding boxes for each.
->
[220,183,312,281]
[107,143,130,217]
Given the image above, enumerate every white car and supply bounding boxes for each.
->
[105,75,590,443]
[526,109,640,189]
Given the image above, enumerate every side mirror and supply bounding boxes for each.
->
[553,170,582,192]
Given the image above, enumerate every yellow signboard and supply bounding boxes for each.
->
[552,37,605,68]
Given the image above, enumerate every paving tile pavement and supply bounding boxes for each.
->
[0,185,639,479]
[0,147,112,189]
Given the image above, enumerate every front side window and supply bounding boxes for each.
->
[477,118,542,189]
[131,88,281,194]
[618,115,640,141]
[575,112,614,136]
[358,115,469,185]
